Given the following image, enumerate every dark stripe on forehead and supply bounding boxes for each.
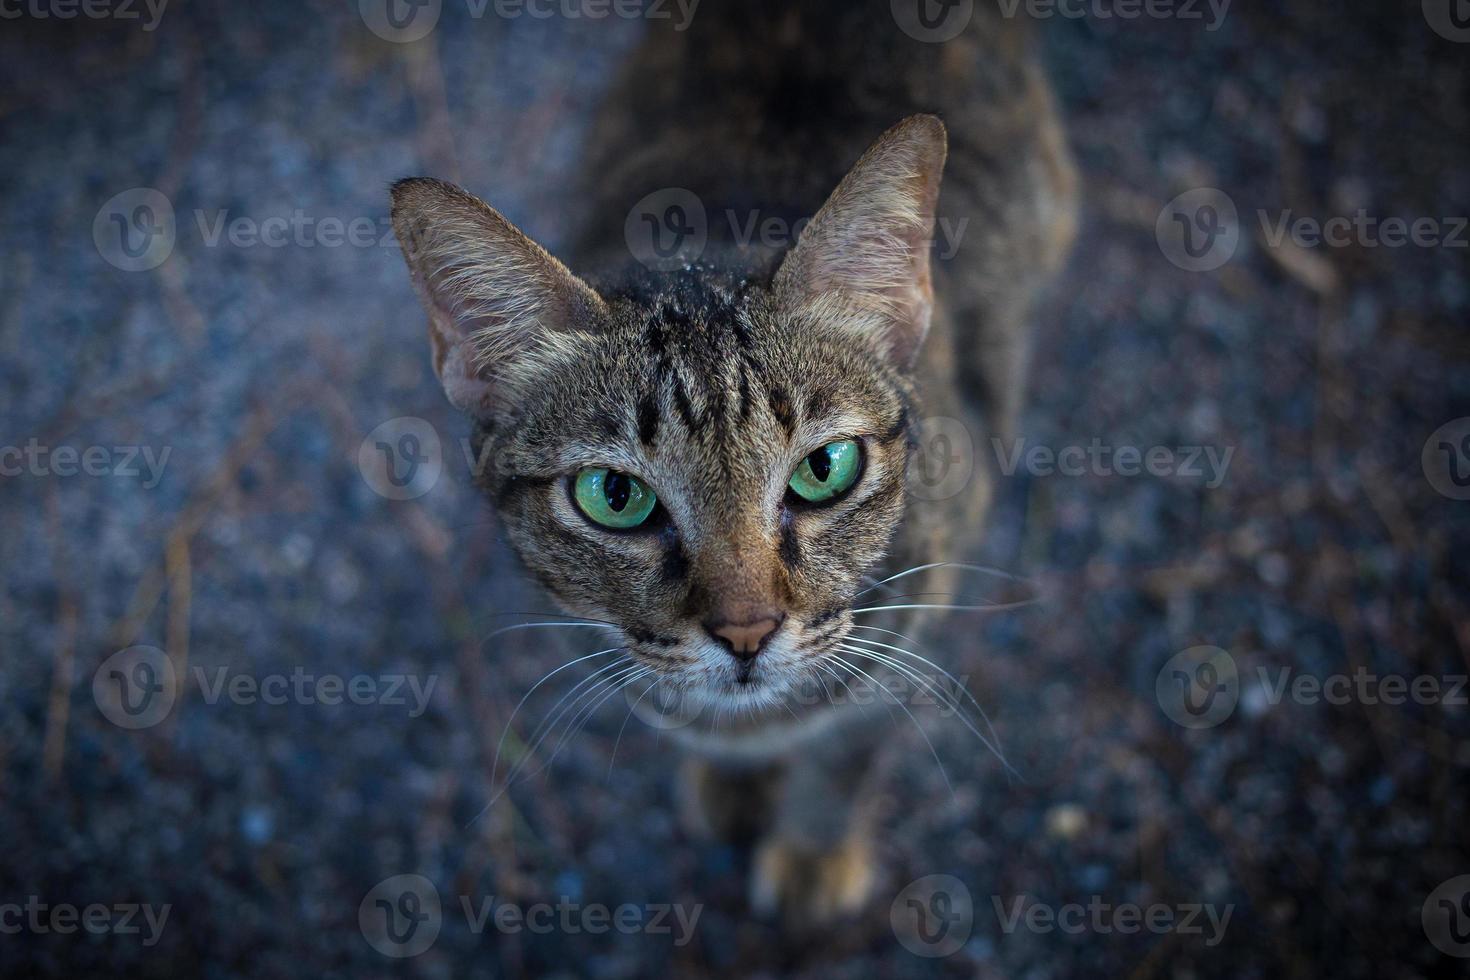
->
[730,316,754,351]
[767,386,796,438]
[643,310,668,357]
[671,372,701,431]
[804,384,835,421]
[737,369,754,424]
[637,395,660,447]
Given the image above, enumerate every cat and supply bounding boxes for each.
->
[390,0,1076,927]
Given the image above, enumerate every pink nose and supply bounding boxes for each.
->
[706,615,783,661]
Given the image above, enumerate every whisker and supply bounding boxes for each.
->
[855,561,1037,598]
[840,639,1018,782]
[487,646,627,794]
[813,660,867,714]
[480,654,631,822]
[831,654,956,802]
[540,666,654,781]
[844,627,1010,766]
[479,620,621,650]
[494,661,645,802]
[606,676,660,779]
[850,598,1039,615]
[858,572,906,598]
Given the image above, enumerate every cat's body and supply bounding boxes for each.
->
[391,0,1074,926]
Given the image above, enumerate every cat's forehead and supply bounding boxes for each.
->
[508,280,906,472]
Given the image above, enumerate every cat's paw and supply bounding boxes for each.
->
[750,833,876,927]
[677,757,775,844]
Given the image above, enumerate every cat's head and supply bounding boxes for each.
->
[390,116,945,710]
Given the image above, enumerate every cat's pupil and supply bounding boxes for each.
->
[604,472,631,512]
[808,447,832,482]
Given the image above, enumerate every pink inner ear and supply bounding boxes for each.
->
[772,117,946,369]
[436,341,496,417]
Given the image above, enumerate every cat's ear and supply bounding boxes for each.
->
[773,114,947,370]
[390,177,606,418]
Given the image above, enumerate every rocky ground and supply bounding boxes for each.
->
[1,1,1467,977]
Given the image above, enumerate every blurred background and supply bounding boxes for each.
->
[2,0,1468,976]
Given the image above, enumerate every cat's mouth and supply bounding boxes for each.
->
[621,614,853,716]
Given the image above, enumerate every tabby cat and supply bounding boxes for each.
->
[390,0,1075,925]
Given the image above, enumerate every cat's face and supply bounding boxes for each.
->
[476,285,916,708]
[391,116,946,710]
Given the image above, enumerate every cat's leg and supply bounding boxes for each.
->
[677,755,782,845]
[749,730,883,926]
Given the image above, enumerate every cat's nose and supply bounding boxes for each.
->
[705,613,784,661]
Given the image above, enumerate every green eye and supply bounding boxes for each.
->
[573,468,658,529]
[788,439,862,503]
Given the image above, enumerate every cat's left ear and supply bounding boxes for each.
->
[773,114,947,370]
